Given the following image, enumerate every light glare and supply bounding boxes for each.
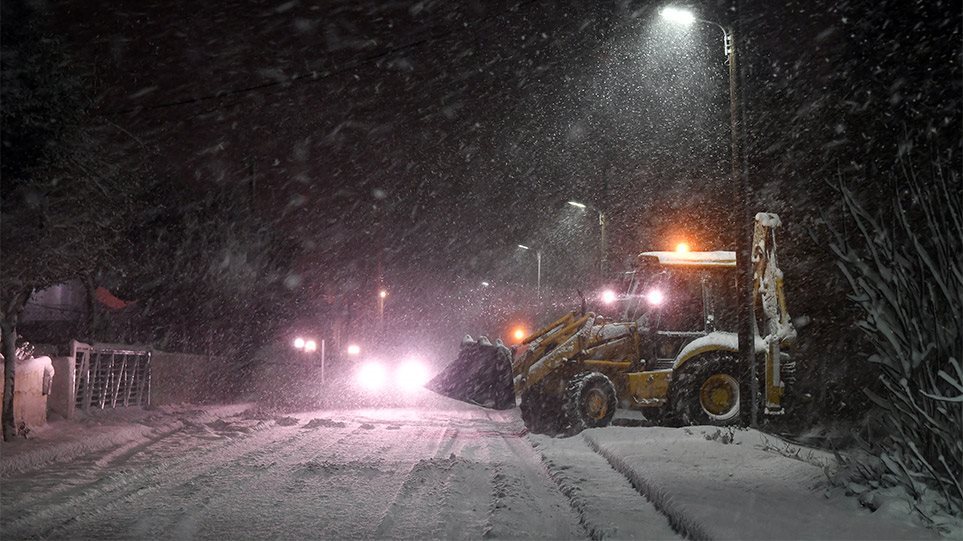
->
[660,6,696,25]
[347,344,361,355]
[676,242,690,253]
[601,289,618,305]
[304,340,318,352]
[646,289,666,306]
[567,201,587,209]
[397,360,429,391]
[293,337,305,349]
[513,327,527,341]
[357,362,387,391]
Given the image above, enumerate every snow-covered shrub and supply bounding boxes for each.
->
[829,165,962,516]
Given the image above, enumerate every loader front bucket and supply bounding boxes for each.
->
[425,339,515,410]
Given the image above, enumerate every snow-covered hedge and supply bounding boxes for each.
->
[830,166,962,517]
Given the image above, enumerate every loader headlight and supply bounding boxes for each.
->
[357,361,388,391]
[646,288,665,306]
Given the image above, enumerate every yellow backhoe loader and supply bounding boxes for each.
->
[427,213,796,434]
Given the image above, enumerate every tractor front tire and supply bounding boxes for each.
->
[520,385,564,435]
[671,354,746,426]
[564,372,618,433]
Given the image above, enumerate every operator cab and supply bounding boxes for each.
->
[621,250,738,369]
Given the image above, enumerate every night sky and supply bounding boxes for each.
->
[43,0,961,349]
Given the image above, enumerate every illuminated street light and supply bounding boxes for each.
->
[378,288,388,329]
[660,6,695,25]
[481,281,491,287]
[567,200,607,276]
[293,335,325,382]
[347,343,361,356]
[516,244,543,300]
[661,4,757,425]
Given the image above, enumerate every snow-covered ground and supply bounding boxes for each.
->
[0,394,944,540]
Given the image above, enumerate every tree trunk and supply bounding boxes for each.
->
[1,316,18,441]
[81,273,99,341]
[1,288,30,442]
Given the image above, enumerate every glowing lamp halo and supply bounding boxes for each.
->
[512,326,528,342]
[357,361,388,392]
[397,360,429,392]
[660,6,696,25]
[646,288,666,306]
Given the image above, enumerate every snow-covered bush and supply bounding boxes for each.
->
[829,165,962,516]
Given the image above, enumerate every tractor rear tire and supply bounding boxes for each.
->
[671,354,746,426]
[564,372,618,433]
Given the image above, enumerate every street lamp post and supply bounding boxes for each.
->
[517,244,542,300]
[661,5,757,427]
[567,200,607,278]
[377,289,388,332]
[293,336,326,384]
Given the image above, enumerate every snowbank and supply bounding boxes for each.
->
[582,426,939,540]
[0,403,253,477]
[0,355,55,430]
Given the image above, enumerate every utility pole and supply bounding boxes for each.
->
[726,18,758,429]
[661,5,757,426]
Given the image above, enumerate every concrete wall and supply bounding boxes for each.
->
[43,346,237,418]
[149,351,236,406]
[0,356,55,429]
[48,356,75,419]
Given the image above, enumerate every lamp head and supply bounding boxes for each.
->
[660,6,696,25]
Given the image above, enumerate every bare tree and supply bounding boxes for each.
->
[0,4,138,440]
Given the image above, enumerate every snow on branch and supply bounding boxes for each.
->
[829,162,962,518]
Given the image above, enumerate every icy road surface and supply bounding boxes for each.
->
[1,397,939,540]
[1,400,674,540]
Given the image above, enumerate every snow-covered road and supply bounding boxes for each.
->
[2,400,635,540]
[1,397,940,540]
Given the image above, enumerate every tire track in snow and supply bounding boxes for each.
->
[160,423,368,540]
[3,417,304,538]
[2,412,266,516]
[369,425,496,539]
[530,432,681,540]
[178,421,456,539]
[581,431,713,541]
[482,430,588,539]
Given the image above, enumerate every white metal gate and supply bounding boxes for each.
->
[71,341,151,411]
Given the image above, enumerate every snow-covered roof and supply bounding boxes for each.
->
[638,251,736,267]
